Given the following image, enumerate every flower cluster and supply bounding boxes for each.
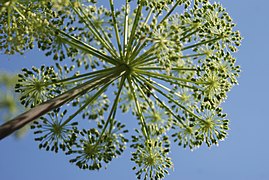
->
[15,66,59,108]
[1,0,241,179]
[0,1,52,55]
[31,108,78,152]
[67,119,128,170]
[14,63,77,108]
[143,101,173,131]
[131,128,173,180]
[196,108,229,146]
[172,107,229,149]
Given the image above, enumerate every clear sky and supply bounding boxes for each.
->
[1,0,269,179]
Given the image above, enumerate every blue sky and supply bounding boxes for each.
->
[1,0,269,179]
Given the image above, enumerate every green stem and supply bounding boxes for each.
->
[132,56,157,67]
[72,5,119,59]
[126,3,143,59]
[43,67,116,87]
[137,75,202,121]
[132,36,203,66]
[136,58,158,67]
[133,75,185,125]
[13,6,25,19]
[127,76,149,139]
[136,66,197,71]
[130,45,155,65]
[109,0,123,59]
[182,38,220,51]
[180,29,200,41]
[123,0,129,56]
[56,29,119,65]
[99,27,118,57]
[128,40,146,62]
[131,79,155,113]
[159,0,181,25]
[144,8,154,25]
[135,69,206,85]
[108,76,126,133]
[181,53,207,59]
[135,70,199,90]
[96,76,126,145]
[61,82,111,127]
[131,52,156,67]
[7,5,11,33]
[130,9,162,62]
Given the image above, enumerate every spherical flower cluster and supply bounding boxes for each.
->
[31,108,78,152]
[196,108,229,146]
[67,120,128,170]
[131,128,172,180]
[172,107,229,149]
[15,66,59,108]
[172,117,200,150]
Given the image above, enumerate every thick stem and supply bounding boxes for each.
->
[0,67,125,140]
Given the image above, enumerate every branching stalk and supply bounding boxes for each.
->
[0,66,126,140]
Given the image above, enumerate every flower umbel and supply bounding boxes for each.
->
[131,128,173,180]
[67,120,128,170]
[31,108,78,152]
[196,108,229,146]
[1,0,241,179]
